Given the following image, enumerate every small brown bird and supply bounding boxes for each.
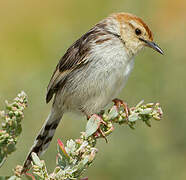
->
[22,12,163,173]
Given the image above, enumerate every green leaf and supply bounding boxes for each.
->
[31,152,43,167]
[57,139,70,170]
[73,157,89,177]
[108,106,119,120]
[128,113,139,122]
[85,115,101,138]
[77,157,89,170]
[57,139,70,159]
[145,120,151,127]
[57,154,66,170]
[140,108,152,115]
[136,100,144,108]
[7,143,16,154]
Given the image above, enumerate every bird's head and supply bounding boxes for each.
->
[110,13,163,57]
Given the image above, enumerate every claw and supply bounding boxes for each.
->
[97,127,108,143]
[112,98,130,120]
[90,114,108,143]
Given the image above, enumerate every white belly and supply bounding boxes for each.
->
[57,38,135,115]
[82,58,134,114]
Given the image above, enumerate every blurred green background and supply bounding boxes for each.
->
[0,0,186,179]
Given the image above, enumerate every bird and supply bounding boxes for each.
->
[22,12,163,173]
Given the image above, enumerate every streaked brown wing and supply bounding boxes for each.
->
[46,27,102,103]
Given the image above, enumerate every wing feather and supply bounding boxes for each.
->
[46,19,118,103]
[46,27,101,103]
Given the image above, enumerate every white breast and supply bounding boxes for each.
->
[58,36,135,115]
[78,38,134,114]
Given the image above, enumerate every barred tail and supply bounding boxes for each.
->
[22,108,63,173]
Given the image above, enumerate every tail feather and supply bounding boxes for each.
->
[22,109,63,173]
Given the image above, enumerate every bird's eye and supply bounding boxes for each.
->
[135,28,142,36]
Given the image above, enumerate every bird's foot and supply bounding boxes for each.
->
[112,98,130,121]
[90,114,108,143]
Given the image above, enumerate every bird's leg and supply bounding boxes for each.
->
[112,98,130,120]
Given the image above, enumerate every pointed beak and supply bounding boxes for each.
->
[139,38,164,55]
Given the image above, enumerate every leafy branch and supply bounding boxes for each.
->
[0,91,28,168]
[28,100,163,180]
[0,92,163,180]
